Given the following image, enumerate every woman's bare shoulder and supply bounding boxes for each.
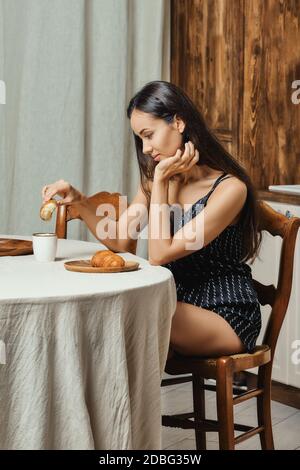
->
[212,174,247,202]
[225,174,247,191]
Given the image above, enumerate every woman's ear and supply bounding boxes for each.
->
[173,114,186,134]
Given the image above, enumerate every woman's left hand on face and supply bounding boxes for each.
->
[154,141,199,182]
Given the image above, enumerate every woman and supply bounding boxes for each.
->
[42,81,262,357]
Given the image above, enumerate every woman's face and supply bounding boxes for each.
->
[130,109,185,163]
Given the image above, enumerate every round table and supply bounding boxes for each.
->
[0,235,177,450]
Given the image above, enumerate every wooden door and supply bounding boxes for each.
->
[171,0,300,188]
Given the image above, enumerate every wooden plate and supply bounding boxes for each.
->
[0,238,33,257]
[64,259,140,273]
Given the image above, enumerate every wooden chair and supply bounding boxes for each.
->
[161,201,300,450]
[55,191,137,255]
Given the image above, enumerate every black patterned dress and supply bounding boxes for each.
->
[162,173,261,352]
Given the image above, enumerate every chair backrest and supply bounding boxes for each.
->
[253,201,300,361]
[55,191,137,255]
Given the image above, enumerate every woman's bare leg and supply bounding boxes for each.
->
[170,301,245,357]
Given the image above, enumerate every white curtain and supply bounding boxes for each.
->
[0,0,170,257]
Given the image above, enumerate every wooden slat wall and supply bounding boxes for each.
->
[171,0,300,189]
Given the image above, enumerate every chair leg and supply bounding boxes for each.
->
[55,205,67,239]
[257,365,274,449]
[192,373,206,450]
[216,358,235,450]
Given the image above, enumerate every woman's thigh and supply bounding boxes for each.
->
[170,301,245,357]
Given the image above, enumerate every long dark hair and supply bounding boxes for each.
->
[127,80,261,263]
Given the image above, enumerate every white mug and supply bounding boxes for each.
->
[32,233,57,262]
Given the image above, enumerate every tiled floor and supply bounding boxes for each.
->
[161,377,300,450]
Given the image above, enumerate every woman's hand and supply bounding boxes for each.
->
[154,141,199,182]
[41,179,85,206]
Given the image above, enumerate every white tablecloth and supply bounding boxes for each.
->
[0,235,177,450]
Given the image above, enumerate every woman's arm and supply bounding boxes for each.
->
[148,178,172,264]
[148,142,198,264]
[149,177,247,265]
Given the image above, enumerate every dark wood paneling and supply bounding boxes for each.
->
[242,0,300,187]
[171,0,300,189]
[171,0,244,157]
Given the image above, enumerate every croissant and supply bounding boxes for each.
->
[91,249,114,267]
[101,254,125,268]
[40,199,57,221]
